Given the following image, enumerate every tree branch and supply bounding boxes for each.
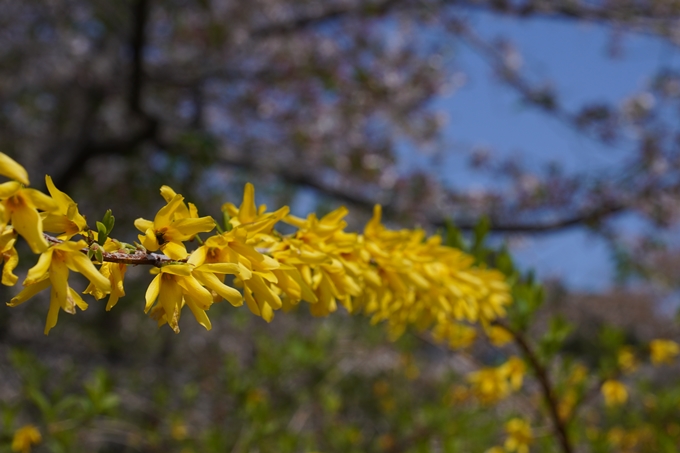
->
[494,319,573,453]
[52,116,158,191]
[216,155,626,234]
[129,0,150,114]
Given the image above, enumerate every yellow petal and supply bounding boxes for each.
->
[2,246,19,286]
[44,288,60,335]
[67,251,111,292]
[23,188,58,212]
[172,216,216,237]
[188,246,207,266]
[197,271,243,306]
[0,153,29,185]
[159,185,178,202]
[67,286,88,311]
[10,199,49,253]
[145,274,161,312]
[154,194,184,227]
[197,263,241,274]
[158,275,182,333]
[24,249,53,285]
[239,183,257,224]
[49,258,70,312]
[161,240,188,260]
[244,286,260,317]
[247,273,282,310]
[177,275,212,309]
[41,214,73,234]
[134,218,154,233]
[7,279,50,306]
[160,263,192,276]
[53,239,87,252]
[0,181,20,199]
[185,295,212,330]
[140,228,160,252]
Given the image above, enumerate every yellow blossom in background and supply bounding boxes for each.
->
[504,418,533,453]
[567,363,588,386]
[617,346,638,374]
[11,424,41,453]
[468,367,510,404]
[8,240,111,334]
[649,339,680,365]
[558,389,578,421]
[601,379,628,407]
[486,324,513,346]
[498,356,526,391]
[432,321,477,349]
[468,356,525,404]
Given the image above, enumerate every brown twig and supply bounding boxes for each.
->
[44,234,179,267]
[494,319,573,453]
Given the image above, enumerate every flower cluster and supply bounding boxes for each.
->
[466,356,526,404]
[0,154,511,344]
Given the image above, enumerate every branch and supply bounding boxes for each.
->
[251,0,404,38]
[216,155,626,234]
[494,319,573,453]
[52,116,158,191]
[129,0,150,114]
[45,234,177,267]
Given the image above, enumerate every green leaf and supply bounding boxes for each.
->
[105,210,115,233]
[444,220,465,250]
[96,221,108,245]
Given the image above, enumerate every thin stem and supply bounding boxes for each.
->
[494,320,573,453]
[45,234,181,267]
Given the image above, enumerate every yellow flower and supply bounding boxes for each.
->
[432,321,477,349]
[0,153,29,185]
[7,240,111,334]
[617,346,638,373]
[11,424,41,453]
[468,367,510,404]
[134,188,215,260]
[650,339,680,365]
[187,245,243,307]
[498,356,526,391]
[558,389,578,421]
[567,363,588,385]
[199,228,282,322]
[486,324,514,347]
[601,379,628,407]
[504,418,533,453]
[83,239,126,310]
[144,263,214,332]
[0,181,57,253]
[41,175,88,239]
[485,448,506,453]
[0,225,19,286]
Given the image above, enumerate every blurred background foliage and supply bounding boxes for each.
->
[3,0,680,451]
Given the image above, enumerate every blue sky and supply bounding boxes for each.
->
[417,12,679,290]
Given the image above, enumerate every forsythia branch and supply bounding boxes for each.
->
[0,153,511,341]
